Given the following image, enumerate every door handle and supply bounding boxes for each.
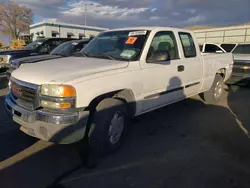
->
[178,65,185,72]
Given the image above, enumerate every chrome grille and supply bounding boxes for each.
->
[10,78,39,110]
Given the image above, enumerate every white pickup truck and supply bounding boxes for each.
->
[6,27,233,154]
[200,43,227,54]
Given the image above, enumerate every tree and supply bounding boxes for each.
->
[0,1,33,39]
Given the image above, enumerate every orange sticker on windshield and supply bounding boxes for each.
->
[125,37,137,44]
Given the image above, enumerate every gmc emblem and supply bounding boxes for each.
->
[12,87,22,97]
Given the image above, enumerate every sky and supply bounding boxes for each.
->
[7,0,250,28]
[0,0,250,43]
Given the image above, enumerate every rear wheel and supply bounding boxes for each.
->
[203,74,224,104]
[89,98,128,155]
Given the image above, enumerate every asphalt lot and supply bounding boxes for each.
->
[0,84,250,188]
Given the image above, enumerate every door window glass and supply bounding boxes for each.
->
[147,31,179,61]
[179,32,197,58]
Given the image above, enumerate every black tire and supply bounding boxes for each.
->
[203,74,224,104]
[89,98,128,155]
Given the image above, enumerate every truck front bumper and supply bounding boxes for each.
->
[5,94,89,144]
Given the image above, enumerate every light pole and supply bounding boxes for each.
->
[59,25,61,37]
[85,4,87,26]
[84,4,87,36]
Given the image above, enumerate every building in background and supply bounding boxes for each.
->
[192,24,250,44]
[30,19,108,41]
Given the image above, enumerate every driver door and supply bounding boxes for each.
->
[140,31,186,112]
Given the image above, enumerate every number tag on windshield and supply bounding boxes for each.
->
[128,31,147,36]
[125,37,137,44]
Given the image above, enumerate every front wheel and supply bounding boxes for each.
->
[203,74,224,104]
[89,98,129,155]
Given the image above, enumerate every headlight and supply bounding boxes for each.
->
[41,84,76,97]
[40,84,76,109]
[0,55,12,64]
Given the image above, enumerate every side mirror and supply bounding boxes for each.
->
[147,51,170,63]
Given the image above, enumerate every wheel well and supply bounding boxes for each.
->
[217,68,226,78]
[87,89,136,117]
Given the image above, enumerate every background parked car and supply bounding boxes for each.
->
[218,43,250,85]
[200,43,227,53]
[220,43,250,54]
[8,39,91,74]
[0,38,74,70]
[226,54,250,85]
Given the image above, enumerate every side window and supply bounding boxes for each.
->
[233,44,250,54]
[39,42,50,54]
[233,45,244,54]
[179,32,196,58]
[49,40,64,52]
[204,44,222,53]
[147,31,179,61]
[75,43,85,52]
[220,44,236,52]
[40,40,62,53]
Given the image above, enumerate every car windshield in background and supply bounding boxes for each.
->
[80,30,150,61]
[220,44,236,52]
[233,44,250,54]
[50,41,78,57]
[24,39,47,50]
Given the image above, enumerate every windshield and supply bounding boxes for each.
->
[50,41,79,56]
[24,39,47,50]
[233,44,250,54]
[80,30,150,61]
[220,44,236,52]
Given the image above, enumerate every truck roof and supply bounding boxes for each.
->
[105,27,193,33]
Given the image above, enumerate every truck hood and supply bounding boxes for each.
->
[11,57,129,85]
[233,54,250,61]
[14,54,62,67]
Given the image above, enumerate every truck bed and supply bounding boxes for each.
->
[200,52,233,91]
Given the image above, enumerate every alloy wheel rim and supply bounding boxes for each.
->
[109,111,125,144]
[214,81,223,99]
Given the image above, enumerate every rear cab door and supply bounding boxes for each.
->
[178,31,203,96]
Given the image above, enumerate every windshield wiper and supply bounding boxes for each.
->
[51,53,67,57]
[73,52,89,57]
[88,53,116,60]
[88,53,127,61]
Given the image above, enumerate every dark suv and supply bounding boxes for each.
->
[0,38,73,70]
[8,39,91,74]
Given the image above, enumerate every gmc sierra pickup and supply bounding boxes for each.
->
[6,27,233,154]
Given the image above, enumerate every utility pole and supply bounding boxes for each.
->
[84,4,87,26]
[84,4,87,36]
